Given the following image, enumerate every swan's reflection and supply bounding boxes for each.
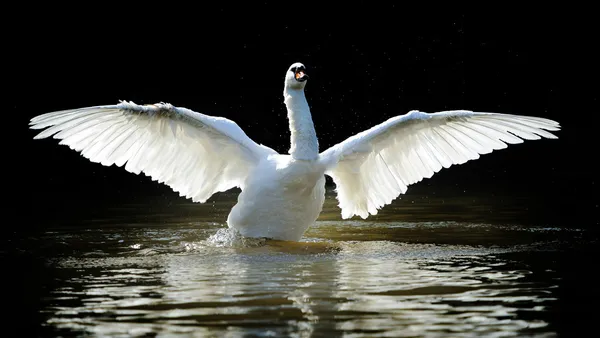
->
[160,242,342,337]
[45,236,558,337]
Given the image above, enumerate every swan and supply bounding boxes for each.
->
[29,62,560,241]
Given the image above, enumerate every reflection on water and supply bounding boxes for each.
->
[5,191,598,337]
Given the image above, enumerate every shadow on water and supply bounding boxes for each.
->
[5,189,598,337]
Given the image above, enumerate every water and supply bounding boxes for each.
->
[5,189,598,337]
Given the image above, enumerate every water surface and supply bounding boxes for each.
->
[5,189,597,337]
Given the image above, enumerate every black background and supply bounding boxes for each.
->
[8,5,597,228]
[5,6,600,337]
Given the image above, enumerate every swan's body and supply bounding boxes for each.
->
[30,63,560,241]
[228,155,326,240]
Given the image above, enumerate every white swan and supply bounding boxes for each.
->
[30,62,560,241]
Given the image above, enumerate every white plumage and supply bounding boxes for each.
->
[321,110,559,219]
[31,101,276,203]
[30,62,560,241]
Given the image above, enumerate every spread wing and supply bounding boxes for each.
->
[319,110,560,219]
[30,101,277,202]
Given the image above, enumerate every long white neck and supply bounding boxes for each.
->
[284,88,319,160]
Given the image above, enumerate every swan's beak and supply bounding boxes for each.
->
[295,69,309,82]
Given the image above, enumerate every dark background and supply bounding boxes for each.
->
[4,6,599,337]
[8,6,596,229]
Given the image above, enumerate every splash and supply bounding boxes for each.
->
[201,228,267,249]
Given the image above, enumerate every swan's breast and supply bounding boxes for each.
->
[270,155,324,189]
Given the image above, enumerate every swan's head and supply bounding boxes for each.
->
[285,62,309,90]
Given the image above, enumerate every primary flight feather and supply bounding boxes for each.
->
[30,63,560,241]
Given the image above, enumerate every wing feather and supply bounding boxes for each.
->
[320,110,560,219]
[30,101,277,203]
